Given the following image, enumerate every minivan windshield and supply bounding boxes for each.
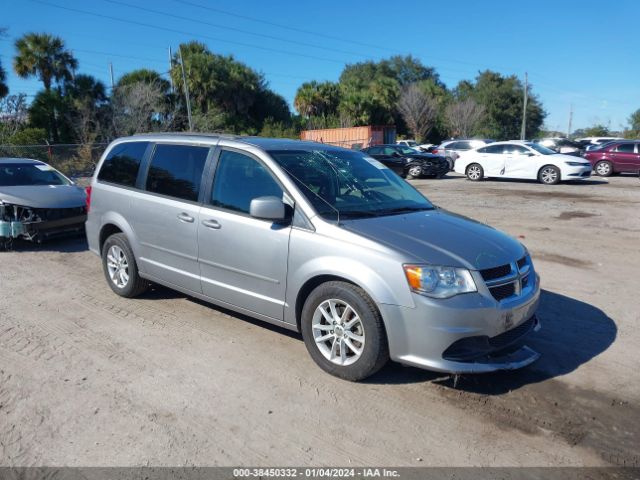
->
[0,163,70,186]
[268,149,434,221]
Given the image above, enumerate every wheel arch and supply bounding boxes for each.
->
[97,212,139,256]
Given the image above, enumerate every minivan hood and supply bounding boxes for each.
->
[0,185,86,209]
[341,209,525,270]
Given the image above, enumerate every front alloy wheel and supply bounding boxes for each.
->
[407,165,422,179]
[595,161,612,177]
[539,165,560,185]
[301,281,389,381]
[312,299,365,366]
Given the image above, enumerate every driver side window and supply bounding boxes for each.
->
[210,150,283,215]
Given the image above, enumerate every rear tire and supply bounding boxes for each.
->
[102,233,149,298]
[301,281,389,381]
[466,163,484,181]
[595,160,613,177]
[538,165,561,185]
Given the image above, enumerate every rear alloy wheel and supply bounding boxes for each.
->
[595,161,613,177]
[102,233,149,298]
[301,281,389,381]
[466,163,484,181]
[538,165,561,185]
[406,164,422,179]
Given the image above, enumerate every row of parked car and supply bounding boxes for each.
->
[387,137,640,184]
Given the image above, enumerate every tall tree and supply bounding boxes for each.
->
[14,33,78,142]
[445,98,486,138]
[455,71,545,140]
[628,109,640,132]
[396,83,438,142]
[294,81,340,118]
[0,59,8,98]
[13,33,78,91]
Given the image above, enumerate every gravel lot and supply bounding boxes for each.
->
[1,173,638,467]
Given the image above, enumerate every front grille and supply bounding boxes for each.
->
[480,264,511,281]
[36,207,86,221]
[489,282,515,301]
[517,256,527,269]
[521,274,529,288]
[488,316,536,349]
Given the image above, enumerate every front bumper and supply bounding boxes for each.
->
[378,274,541,373]
[416,161,449,177]
[562,165,592,180]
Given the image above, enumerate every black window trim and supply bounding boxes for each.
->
[202,145,293,222]
[96,140,153,191]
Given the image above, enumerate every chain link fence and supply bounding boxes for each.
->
[0,143,108,178]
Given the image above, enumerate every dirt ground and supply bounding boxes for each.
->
[1,173,639,467]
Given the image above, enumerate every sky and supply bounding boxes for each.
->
[1,0,638,132]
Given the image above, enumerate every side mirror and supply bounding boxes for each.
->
[250,196,286,221]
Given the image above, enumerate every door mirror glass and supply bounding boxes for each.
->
[250,196,286,221]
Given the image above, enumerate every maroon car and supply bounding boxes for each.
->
[584,141,640,176]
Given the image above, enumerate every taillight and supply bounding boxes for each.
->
[85,186,92,212]
[432,149,439,154]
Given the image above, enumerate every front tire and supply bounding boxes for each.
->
[538,165,561,185]
[301,281,389,381]
[595,160,613,177]
[466,163,484,181]
[102,233,149,298]
[406,164,422,179]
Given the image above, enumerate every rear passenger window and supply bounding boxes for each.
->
[145,144,209,202]
[98,141,148,187]
[211,150,282,215]
[615,143,635,153]
[480,144,505,154]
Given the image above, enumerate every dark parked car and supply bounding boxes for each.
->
[361,145,449,179]
[583,141,640,176]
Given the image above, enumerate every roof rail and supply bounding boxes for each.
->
[133,131,242,139]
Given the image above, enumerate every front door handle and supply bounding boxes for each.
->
[177,212,195,223]
[202,219,221,229]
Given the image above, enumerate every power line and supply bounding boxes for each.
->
[103,0,372,59]
[28,0,349,65]
[170,0,399,54]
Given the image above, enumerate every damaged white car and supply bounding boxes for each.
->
[0,158,87,249]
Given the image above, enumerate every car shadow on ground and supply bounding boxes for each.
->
[483,177,609,186]
[366,289,617,393]
[7,235,88,253]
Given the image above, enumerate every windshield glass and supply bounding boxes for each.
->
[527,143,555,155]
[0,163,70,187]
[397,146,420,154]
[268,149,434,220]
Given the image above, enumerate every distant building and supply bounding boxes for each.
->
[300,125,396,150]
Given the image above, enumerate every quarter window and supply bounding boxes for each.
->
[145,144,209,202]
[98,141,149,187]
[211,150,283,215]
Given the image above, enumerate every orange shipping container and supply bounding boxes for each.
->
[300,126,396,150]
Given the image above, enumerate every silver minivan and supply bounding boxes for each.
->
[86,134,541,381]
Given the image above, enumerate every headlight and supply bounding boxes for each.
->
[565,161,588,166]
[403,264,477,299]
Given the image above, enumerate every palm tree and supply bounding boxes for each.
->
[13,33,77,91]
[13,33,77,142]
[0,59,8,98]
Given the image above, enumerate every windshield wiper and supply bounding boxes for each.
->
[338,210,381,219]
[376,206,434,216]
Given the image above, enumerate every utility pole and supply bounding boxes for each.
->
[109,62,115,90]
[567,104,573,138]
[168,46,174,94]
[178,46,193,132]
[520,72,528,140]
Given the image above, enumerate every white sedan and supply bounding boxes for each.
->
[454,141,592,185]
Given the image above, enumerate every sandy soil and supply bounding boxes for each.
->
[0,173,638,467]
